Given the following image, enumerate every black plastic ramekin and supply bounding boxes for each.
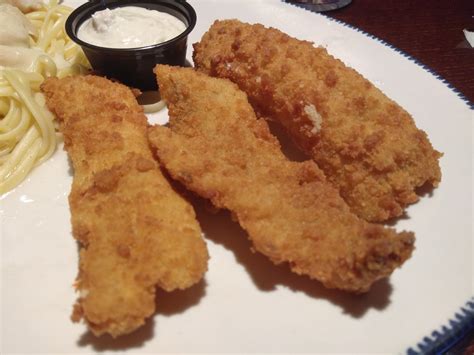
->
[66,0,196,90]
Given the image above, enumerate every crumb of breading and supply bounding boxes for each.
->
[304,104,322,133]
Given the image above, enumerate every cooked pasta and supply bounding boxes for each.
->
[0,0,89,195]
[26,0,89,77]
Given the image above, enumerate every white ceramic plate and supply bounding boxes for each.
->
[1,1,472,353]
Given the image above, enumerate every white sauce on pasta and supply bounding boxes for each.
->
[0,0,43,13]
[0,4,36,48]
[0,45,43,71]
[0,0,90,195]
[77,6,186,49]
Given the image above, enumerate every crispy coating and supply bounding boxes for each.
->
[193,20,442,222]
[41,75,208,337]
[148,65,414,293]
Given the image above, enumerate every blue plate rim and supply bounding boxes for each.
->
[281,2,474,354]
[281,0,473,110]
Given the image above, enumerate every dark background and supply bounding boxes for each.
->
[323,0,474,103]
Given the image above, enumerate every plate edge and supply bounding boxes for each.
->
[282,0,474,111]
[281,2,474,354]
[406,297,474,355]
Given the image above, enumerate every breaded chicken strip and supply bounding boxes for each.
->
[41,75,208,337]
[193,20,442,222]
[148,65,414,293]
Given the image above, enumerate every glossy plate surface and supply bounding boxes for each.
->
[1,0,472,353]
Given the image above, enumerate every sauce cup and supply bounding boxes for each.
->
[65,0,196,90]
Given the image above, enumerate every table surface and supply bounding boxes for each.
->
[316,0,474,104]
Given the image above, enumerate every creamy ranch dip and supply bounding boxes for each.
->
[77,6,187,49]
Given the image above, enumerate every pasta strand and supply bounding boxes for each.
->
[0,0,90,194]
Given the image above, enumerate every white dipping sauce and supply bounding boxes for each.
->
[77,6,186,49]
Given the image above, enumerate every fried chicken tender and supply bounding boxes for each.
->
[193,20,442,222]
[41,75,208,337]
[148,65,414,293]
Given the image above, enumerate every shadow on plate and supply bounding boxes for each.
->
[415,180,437,199]
[384,181,437,226]
[384,210,410,227]
[192,196,393,319]
[77,318,155,351]
[76,276,206,351]
[154,279,207,316]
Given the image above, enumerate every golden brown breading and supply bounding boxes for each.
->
[193,19,442,222]
[148,65,414,293]
[41,75,208,337]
